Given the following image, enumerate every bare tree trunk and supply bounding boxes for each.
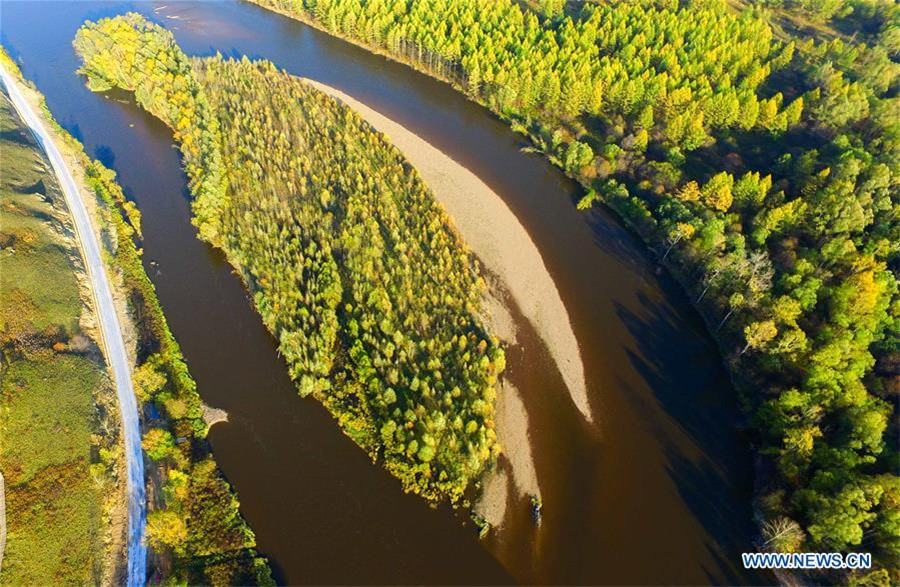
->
[716,307,735,333]
[662,235,681,261]
[696,281,712,304]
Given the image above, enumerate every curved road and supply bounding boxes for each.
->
[0,65,147,586]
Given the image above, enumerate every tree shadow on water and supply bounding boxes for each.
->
[64,122,84,144]
[616,293,738,451]
[614,293,774,585]
[665,449,774,586]
[584,205,661,281]
[93,143,115,169]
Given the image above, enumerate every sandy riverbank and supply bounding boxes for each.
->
[304,79,592,427]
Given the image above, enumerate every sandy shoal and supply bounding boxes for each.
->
[304,79,592,426]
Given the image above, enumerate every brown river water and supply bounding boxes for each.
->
[1,1,771,584]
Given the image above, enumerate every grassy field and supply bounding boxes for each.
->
[0,90,122,584]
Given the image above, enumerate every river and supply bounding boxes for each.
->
[1,2,769,584]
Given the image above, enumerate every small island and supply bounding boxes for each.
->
[75,14,507,505]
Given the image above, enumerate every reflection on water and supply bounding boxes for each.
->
[0,1,769,584]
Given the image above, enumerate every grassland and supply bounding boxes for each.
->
[0,89,124,585]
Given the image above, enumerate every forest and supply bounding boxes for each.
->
[246,0,900,582]
[74,13,505,505]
